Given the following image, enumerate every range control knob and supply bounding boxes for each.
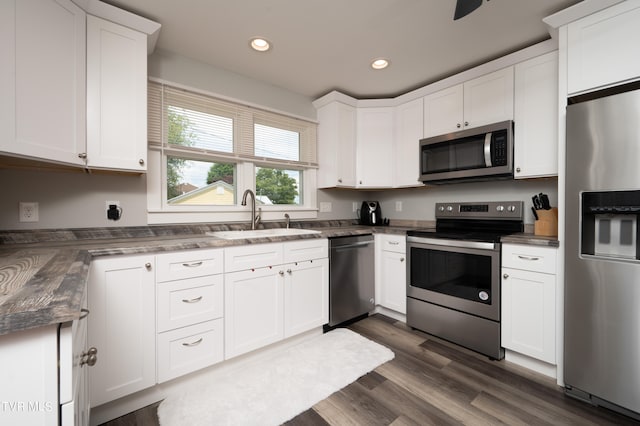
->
[496,205,505,212]
[438,206,445,212]
[507,205,517,212]
[446,206,454,212]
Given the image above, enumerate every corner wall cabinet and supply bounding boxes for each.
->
[501,244,557,365]
[375,234,407,314]
[513,51,559,179]
[88,255,156,407]
[567,0,640,95]
[356,107,395,188]
[316,101,357,188]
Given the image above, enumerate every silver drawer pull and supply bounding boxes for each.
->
[182,296,203,304]
[182,261,203,268]
[388,241,400,245]
[517,255,540,261]
[182,338,203,347]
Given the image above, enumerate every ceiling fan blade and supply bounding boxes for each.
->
[453,0,483,20]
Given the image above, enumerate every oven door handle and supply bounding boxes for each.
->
[484,132,493,167]
[407,236,497,251]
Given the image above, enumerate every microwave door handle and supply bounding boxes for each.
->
[484,132,492,167]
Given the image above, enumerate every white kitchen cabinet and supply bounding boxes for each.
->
[0,0,86,166]
[394,98,424,187]
[501,244,557,365]
[514,51,559,179]
[567,0,640,95]
[284,257,329,337]
[316,101,357,188]
[356,107,394,188]
[86,15,148,172]
[225,239,328,358]
[423,67,514,138]
[88,255,156,407]
[375,234,407,314]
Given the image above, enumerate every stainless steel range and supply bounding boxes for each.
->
[406,201,524,359]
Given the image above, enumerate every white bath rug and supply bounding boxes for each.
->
[157,328,394,426]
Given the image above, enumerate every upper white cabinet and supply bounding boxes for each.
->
[86,15,148,171]
[0,0,86,166]
[514,51,559,179]
[316,101,357,188]
[356,107,394,188]
[423,67,514,138]
[394,98,424,187]
[567,0,640,94]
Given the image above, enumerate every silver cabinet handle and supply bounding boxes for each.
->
[464,121,469,126]
[503,273,509,279]
[400,257,405,262]
[182,338,203,347]
[182,261,203,268]
[80,347,98,367]
[456,123,461,128]
[182,296,203,304]
[279,270,285,276]
[517,255,540,261]
[78,152,87,159]
[388,241,399,245]
[516,167,521,173]
[145,262,152,270]
[139,159,145,166]
[79,308,90,320]
[286,269,292,274]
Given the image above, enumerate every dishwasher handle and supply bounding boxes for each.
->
[331,240,373,251]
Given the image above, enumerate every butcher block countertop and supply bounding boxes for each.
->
[0,220,557,336]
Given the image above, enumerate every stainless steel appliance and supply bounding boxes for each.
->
[419,120,513,184]
[407,201,524,359]
[327,234,375,327]
[565,85,640,420]
[359,201,382,226]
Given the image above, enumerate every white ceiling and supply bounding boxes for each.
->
[103,0,581,100]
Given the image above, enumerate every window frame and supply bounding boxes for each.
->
[146,79,319,225]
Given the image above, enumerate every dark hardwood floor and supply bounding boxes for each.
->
[101,314,639,425]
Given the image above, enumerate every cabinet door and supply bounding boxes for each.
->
[356,107,394,188]
[423,84,464,137]
[284,258,329,337]
[514,51,559,179]
[88,255,155,407]
[501,267,556,364]
[394,98,424,187]
[86,15,147,171]
[379,250,407,314]
[568,0,640,94]
[316,102,356,187]
[463,67,514,129]
[224,267,284,359]
[0,0,86,166]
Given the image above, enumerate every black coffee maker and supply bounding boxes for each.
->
[359,201,382,225]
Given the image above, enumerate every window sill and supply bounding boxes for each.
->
[147,208,318,225]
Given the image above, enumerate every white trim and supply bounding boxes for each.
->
[542,0,625,33]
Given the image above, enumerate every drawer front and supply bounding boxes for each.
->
[157,319,224,383]
[224,243,283,272]
[157,275,223,332]
[378,234,406,254]
[501,244,557,274]
[284,238,328,263]
[156,249,224,282]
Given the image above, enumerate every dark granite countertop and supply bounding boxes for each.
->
[0,220,413,336]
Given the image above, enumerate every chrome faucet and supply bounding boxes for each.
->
[241,189,261,230]
[284,213,290,229]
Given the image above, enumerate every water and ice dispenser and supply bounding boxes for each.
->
[581,191,640,260]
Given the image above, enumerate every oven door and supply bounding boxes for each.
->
[407,236,501,321]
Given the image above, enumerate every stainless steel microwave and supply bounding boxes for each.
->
[419,120,514,184]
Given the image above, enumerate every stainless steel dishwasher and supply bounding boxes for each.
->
[327,234,375,327]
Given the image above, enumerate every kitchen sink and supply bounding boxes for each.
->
[206,228,322,239]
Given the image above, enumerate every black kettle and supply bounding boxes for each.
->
[359,201,382,225]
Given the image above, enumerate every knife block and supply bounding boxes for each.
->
[534,208,558,237]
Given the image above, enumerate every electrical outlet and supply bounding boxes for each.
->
[19,202,39,222]
[395,201,403,212]
[319,202,332,213]
[353,202,358,212]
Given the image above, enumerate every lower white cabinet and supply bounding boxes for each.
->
[88,255,156,407]
[375,234,407,314]
[284,258,329,337]
[501,244,557,364]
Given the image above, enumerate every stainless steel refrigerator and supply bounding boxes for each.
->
[565,86,640,420]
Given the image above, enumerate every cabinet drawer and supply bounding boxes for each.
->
[157,319,224,383]
[156,249,224,282]
[224,243,283,272]
[157,275,223,332]
[284,238,328,263]
[378,234,406,254]
[502,244,556,274]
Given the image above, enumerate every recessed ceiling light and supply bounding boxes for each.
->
[250,37,271,52]
[371,58,390,70]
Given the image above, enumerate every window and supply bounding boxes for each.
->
[147,81,318,223]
